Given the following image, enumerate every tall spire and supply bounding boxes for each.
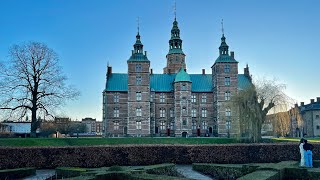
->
[168,2,184,55]
[219,19,229,55]
[127,18,149,62]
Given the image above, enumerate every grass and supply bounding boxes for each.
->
[271,137,320,143]
[0,137,238,147]
[1,137,318,147]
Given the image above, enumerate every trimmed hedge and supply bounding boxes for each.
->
[237,170,279,180]
[0,167,36,179]
[0,143,319,169]
[56,167,87,178]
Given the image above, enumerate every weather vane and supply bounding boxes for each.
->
[137,16,140,33]
[221,19,224,35]
[173,0,177,20]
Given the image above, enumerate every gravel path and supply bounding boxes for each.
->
[176,165,212,180]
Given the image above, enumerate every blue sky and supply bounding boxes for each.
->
[1,0,319,121]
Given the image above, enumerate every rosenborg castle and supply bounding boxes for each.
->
[102,17,252,137]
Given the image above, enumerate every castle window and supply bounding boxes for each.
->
[201,108,207,118]
[114,122,119,130]
[191,95,196,103]
[192,109,197,117]
[136,92,142,101]
[136,121,141,130]
[170,108,174,118]
[202,121,207,129]
[224,64,230,73]
[182,84,187,91]
[317,125,320,130]
[225,91,230,101]
[182,107,187,114]
[160,121,166,130]
[113,108,119,118]
[192,121,196,130]
[136,108,142,117]
[226,108,231,117]
[171,121,174,129]
[136,76,142,85]
[114,94,119,103]
[160,93,165,103]
[160,108,166,118]
[316,115,319,119]
[136,64,142,72]
[182,119,187,126]
[225,77,230,86]
[150,94,154,102]
[201,94,207,103]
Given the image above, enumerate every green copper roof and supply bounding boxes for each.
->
[168,48,184,55]
[127,53,149,62]
[215,54,238,63]
[238,74,252,90]
[105,73,251,92]
[174,69,191,83]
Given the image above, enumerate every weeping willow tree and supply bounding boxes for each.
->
[233,78,290,143]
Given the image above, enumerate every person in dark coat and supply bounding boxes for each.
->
[303,139,314,168]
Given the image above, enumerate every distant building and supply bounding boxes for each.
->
[290,97,320,137]
[102,16,252,137]
[54,117,71,124]
[0,121,31,137]
[81,118,103,135]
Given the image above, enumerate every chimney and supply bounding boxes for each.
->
[202,69,205,75]
[150,68,153,74]
[107,66,112,75]
[132,50,134,55]
[294,103,298,108]
[230,51,234,59]
[311,99,315,103]
[317,97,320,102]
[300,102,304,106]
[144,51,147,56]
[184,68,187,72]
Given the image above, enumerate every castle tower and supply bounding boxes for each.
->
[174,68,192,137]
[163,17,186,74]
[212,29,240,137]
[127,31,151,137]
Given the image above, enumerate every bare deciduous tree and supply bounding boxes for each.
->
[233,78,290,142]
[0,42,80,137]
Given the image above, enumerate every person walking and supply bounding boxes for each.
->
[303,139,314,168]
[299,138,306,167]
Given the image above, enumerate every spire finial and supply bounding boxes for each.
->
[174,0,177,20]
[221,19,224,35]
[137,16,140,34]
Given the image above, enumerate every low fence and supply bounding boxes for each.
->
[0,143,319,169]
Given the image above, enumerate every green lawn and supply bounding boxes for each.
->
[271,137,320,143]
[0,137,238,147]
[1,137,319,147]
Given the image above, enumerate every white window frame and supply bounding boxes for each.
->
[113,108,119,118]
[224,64,230,73]
[160,93,165,103]
[170,109,174,118]
[202,121,207,129]
[160,121,166,130]
[225,91,230,101]
[201,94,207,103]
[114,122,119,130]
[136,92,142,101]
[226,108,231,117]
[192,109,197,118]
[160,108,166,118]
[192,121,196,130]
[191,95,196,103]
[114,94,119,103]
[136,76,142,85]
[136,108,142,117]
[225,77,230,86]
[136,64,142,72]
[136,121,141,130]
[202,109,207,118]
